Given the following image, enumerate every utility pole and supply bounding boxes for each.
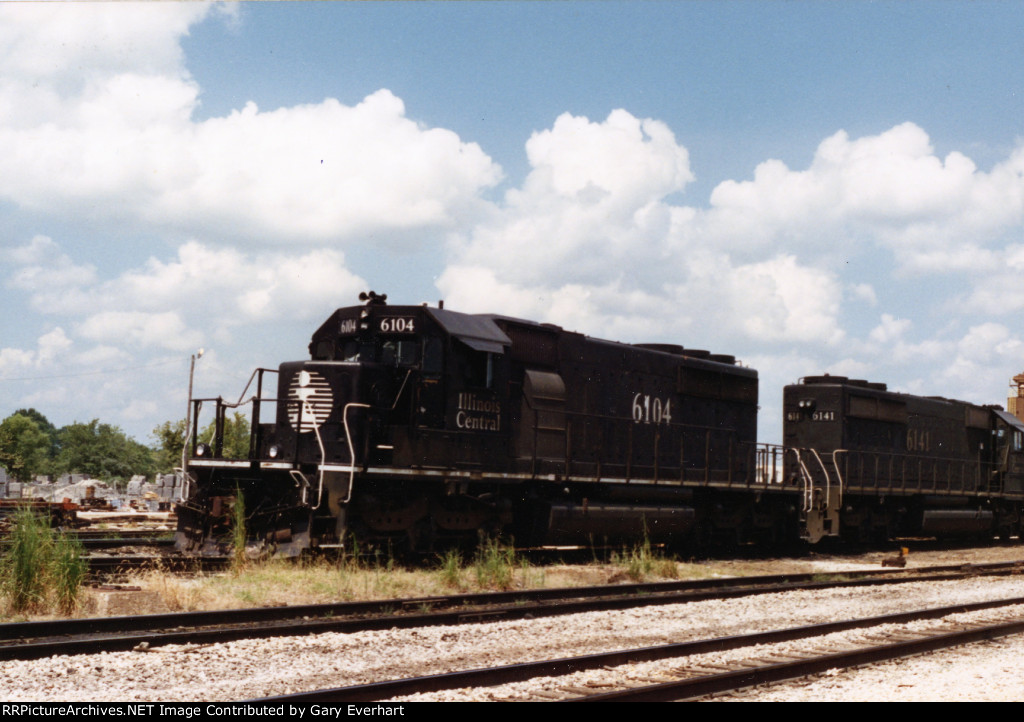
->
[180,348,204,492]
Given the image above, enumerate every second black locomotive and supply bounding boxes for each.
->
[784,375,1024,543]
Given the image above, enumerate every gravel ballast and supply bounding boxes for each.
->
[3,548,1024,702]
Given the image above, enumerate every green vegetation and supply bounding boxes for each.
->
[204,412,251,461]
[151,418,188,473]
[612,533,681,581]
[55,419,155,485]
[50,531,88,615]
[0,413,51,483]
[231,488,248,573]
[0,406,252,484]
[473,537,520,590]
[0,409,157,486]
[437,548,464,589]
[151,412,251,474]
[435,538,542,592]
[0,506,86,615]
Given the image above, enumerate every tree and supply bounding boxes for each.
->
[152,412,252,471]
[54,420,155,484]
[0,413,51,482]
[12,408,59,459]
[151,418,187,474]
[199,412,252,460]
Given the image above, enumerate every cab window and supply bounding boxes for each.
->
[422,337,443,377]
[381,339,418,367]
[457,347,494,388]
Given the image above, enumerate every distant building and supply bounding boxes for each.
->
[1010,373,1024,422]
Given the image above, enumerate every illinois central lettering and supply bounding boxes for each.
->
[455,393,501,431]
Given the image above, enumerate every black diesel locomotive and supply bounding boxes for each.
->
[174,293,1024,555]
[176,292,792,555]
[784,375,1024,543]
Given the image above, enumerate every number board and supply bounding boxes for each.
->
[378,317,417,334]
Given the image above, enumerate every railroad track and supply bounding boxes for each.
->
[1,532,174,549]
[78,536,175,550]
[2,559,1022,662]
[257,596,1024,702]
[86,553,228,576]
[72,528,174,539]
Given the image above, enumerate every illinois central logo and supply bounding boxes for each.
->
[287,369,333,433]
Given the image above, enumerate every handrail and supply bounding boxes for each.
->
[233,367,278,407]
[792,449,815,512]
[390,369,412,410]
[809,448,834,511]
[301,399,328,509]
[506,395,764,488]
[834,448,991,494]
[341,403,371,505]
[290,469,310,505]
[194,373,765,492]
[831,450,845,506]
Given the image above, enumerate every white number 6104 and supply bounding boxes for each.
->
[632,393,672,425]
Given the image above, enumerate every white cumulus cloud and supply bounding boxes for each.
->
[704,123,1024,270]
[0,4,501,247]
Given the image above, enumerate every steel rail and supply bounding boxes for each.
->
[85,554,228,575]
[4,558,1019,637]
[576,615,1024,701]
[256,595,1024,704]
[2,560,1021,661]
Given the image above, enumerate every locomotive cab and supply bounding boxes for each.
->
[176,294,519,555]
[992,410,1024,494]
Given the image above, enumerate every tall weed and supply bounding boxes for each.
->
[50,532,87,614]
[0,506,87,615]
[231,488,248,573]
[437,548,464,590]
[473,538,519,590]
[615,528,679,581]
[1,506,51,612]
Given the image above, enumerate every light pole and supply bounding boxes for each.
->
[181,348,205,491]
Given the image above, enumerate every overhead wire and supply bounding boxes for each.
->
[0,357,183,382]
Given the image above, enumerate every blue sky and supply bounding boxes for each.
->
[3,1,1024,446]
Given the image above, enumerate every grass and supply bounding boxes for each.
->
[135,534,706,613]
[126,537,552,612]
[50,532,88,615]
[435,538,545,592]
[132,555,446,611]
[231,487,247,574]
[0,506,87,615]
[1,525,779,620]
[473,537,519,590]
[437,548,464,590]
[610,528,683,582]
[1,506,51,612]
